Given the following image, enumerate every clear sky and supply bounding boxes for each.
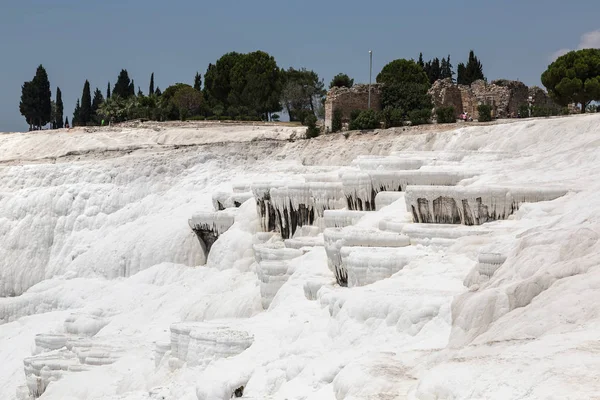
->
[1,0,599,132]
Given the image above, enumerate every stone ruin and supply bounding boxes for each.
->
[323,78,559,127]
[324,84,382,131]
[428,78,558,120]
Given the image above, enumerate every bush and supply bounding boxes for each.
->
[408,108,431,126]
[304,114,320,138]
[271,113,280,121]
[435,106,456,123]
[477,104,492,122]
[332,109,343,132]
[349,109,380,130]
[187,115,206,121]
[350,109,362,122]
[379,106,404,128]
[518,104,529,118]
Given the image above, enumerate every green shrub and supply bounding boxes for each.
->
[304,114,320,138]
[518,104,529,118]
[187,115,206,121]
[435,106,456,123]
[477,104,492,122]
[332,109,343,132]
[379,107,404,128]
[408,108,431,126]
[350,109,362,122]
[381,83,433,113]
[349,109,380,130]
[271,113,280,121]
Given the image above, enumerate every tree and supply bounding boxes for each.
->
[65,116,69,127]
[204,52,245,114]
[129,79,135,97]
[381,82,433,116]
[107,82,111,99]
[149,73,155,96]
[80,80,92,125]
[441,55,454,81]
[329,73,354,89]
[281,67,326,122]
[114,69,134,98]
[541,48,600,113]
[427,58,441,84]
[73,99,81,126]
[457,63,466,84]
[19,81,37,130]
[376,59,430,86]
[417,53,425,69]
[19,65,52,130]
[193,72,202,91]
[55,87,64,128]
[172,85,204,120]
[229,51,283,119]
[457,50,485,85]
[155,87,162,96]
[91,88,104,123]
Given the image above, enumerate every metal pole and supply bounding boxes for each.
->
[368,50,373,109]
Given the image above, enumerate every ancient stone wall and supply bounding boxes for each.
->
[324,84,382,131]
[430,79,558,120]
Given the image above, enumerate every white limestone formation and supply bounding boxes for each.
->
[63,310,108,336]
[464,252,509,287]
[284,236,324,250]
[303,277,332,301]
[212,191,253,211]
[323,210,368,228]
[188,209,237,254]
[168,322,253,369]
[253,242,303,308]
[375,191,404,211]
[351,155,424,171]
[269,182,345,239]
[342,170,473,211]
[24,335,122,398]
[341,246,420,287]
[405,186,568,225]
[251,182,287,233]
[324,227,410,286]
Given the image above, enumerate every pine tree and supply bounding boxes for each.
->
[149,73,154,95]
[194,72,202,91]
[114,69,133,98]
[55,87,64,128]
[73,99,81,126]
[80,80,92,125]
[107,82,111,99]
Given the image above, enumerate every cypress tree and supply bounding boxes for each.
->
[56,87,64,128]
[129,79,135,97]
[155,87,162,96]
[91,88,104,123]
[194,72,202,91]
[19,81,37,130]
[32,65,52,129]
[114,69,133,98]
[107,82,111,99]
[149,73,154,95]
[464,50,485,84]
[138,86,143,97]
[73,99,81,126]
[80,80,92,125]
[65,116,69,127]
[417,53,424,69]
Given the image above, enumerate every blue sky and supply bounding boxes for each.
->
[1,0,599,132]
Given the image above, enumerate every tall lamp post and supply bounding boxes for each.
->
[368,50,373,109]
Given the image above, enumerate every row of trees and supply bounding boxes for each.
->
[417,50,485,85]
